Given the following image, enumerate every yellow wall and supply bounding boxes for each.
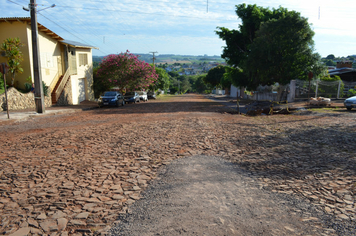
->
[0,21,32,88]
[36,27,62,89]
[0,21,62,91]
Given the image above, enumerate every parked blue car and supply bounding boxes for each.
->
[98,91,125,108]
[124,92,140,104]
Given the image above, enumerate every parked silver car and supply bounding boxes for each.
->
[137,91,148,102]
[124,92,140,104]
[344,96,356,110]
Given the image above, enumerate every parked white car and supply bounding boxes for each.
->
[137,91,148,102]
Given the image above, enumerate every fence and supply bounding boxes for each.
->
[233,79,356,102]
[295,79,356,100]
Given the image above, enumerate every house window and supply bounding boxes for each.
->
[79,53,88,66]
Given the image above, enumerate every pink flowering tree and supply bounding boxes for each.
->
[97,50,158,92]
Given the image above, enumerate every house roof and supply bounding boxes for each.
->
[328,67,356,76]
[61,40,98,49]
[0,17,64,41]
[0,17,98,49]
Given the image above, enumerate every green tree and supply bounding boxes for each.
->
[324,59,336,67]
[180,76,191,93]
[168,71,179,78]
[193,75,209,93]
[326,54,335,60]
[0,72,4,94]
[216,4,323,90]
[92,67,111,98]
[244,11,323,88]
[1,37,24,86]
[319,75,344,98]
[204,65,226,89]
[152,67,170,91]
[216,4,288,67]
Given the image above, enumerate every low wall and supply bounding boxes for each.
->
[252,92,278,101]
[0,87,52,111]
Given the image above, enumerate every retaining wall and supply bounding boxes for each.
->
[0,87,52,111]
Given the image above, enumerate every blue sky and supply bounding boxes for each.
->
[2,0,356,58]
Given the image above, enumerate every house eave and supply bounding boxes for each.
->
[0,17,64,41]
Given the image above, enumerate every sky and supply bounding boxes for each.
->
[2,0,356,58]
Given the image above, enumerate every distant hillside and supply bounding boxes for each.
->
[93,54,224,65]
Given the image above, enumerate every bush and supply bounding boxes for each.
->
[24,82,32,92]
[0,73,4,94]
[318,75,344,98]
[42,81,49,97]
[348,89,356,96]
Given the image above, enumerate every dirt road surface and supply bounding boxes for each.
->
[0,94,355,235]
[111,155,328,236]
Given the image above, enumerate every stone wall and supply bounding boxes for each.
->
[0,87,52,111]
[56,77,73,106]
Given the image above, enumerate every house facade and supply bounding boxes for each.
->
[0,17,96,105]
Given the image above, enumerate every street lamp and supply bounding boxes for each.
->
[23,0,55,113]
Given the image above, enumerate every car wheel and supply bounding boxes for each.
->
[347,107,352,111]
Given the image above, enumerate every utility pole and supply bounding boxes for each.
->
[149,51,158,69]
[30,0,45,113]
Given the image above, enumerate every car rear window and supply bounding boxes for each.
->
[104,92,116,96]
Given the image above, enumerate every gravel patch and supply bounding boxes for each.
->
[110,155,354,236]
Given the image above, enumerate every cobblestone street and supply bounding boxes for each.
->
[0,94,355,235]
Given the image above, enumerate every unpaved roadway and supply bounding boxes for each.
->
[0,94,355,236]
[111,155,329,235]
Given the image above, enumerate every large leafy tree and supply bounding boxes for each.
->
[216,4,323,90]
[152,67,170,91]
[97,51,158,92]
[244,11,323,88]
[193,74,209,93]
[216,4,288,68]
[204,65,226,89]
[1,37,24,86]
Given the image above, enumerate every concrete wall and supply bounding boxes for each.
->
[0,87,51,111]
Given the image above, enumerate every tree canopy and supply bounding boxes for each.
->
[1,37,24,86]
[216,4,323,90]
[204,65,226,88]
[153,67,170,91]
[97,51,158,92]
[326,54,335,60]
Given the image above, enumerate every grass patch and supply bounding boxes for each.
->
[307,108,335,113]
[156,94,173,101]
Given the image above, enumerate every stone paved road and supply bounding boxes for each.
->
[0,94,355,235]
